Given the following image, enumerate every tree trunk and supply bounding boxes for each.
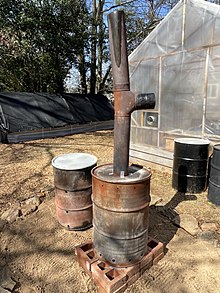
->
[90,0,97,94]
[97,0,105,93]
[99,64,111,93]
[78,49,87,94]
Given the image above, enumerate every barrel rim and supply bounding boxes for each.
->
[174,137,210,145]
[52,153,97,170]
[213,143,220,151]
[92,163,151,183]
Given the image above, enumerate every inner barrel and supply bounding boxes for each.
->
[92,164,151,267]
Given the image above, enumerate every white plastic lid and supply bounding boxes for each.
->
[52,153,97,170]
[174,137,210,145]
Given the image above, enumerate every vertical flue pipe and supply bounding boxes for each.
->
[108,10,155,177]
[108,11,130,92]
[108,11,133,177]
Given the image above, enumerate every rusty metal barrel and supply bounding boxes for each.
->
[52,153,97,230]
[92,164,151,267]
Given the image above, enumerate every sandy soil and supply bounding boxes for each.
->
[0,130,220,293]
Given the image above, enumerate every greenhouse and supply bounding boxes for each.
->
[129,0,220,167]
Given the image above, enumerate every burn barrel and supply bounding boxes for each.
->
[92,164,151,267]
[208,144,220,205]
[172,138,210,193]
[52,153,97,230]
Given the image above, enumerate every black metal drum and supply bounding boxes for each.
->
[172,138,210,193]
[208,144,220,205]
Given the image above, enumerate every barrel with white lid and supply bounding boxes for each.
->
[52,153,97,230]
[172,138,210,193]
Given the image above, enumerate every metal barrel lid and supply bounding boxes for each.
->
[52,153,97,170]
[92,164,151,184]
[174,138,210,145]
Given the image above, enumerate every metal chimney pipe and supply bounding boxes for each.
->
[108,10,155,176]
[108,11,130,92]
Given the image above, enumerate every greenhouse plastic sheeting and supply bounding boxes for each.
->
[129,0,220,151]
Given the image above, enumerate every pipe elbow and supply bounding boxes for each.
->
[135,93,156,111]
[114,92,156,116]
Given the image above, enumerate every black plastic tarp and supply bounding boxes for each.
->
[0,92,114,142]
[63,93,114,123]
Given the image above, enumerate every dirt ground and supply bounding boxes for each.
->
[0,130,220,293]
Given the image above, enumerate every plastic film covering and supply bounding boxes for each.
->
[206,46,220,135]
[128,1,183,62]
[160,49,206,133]
[129,0,220,152]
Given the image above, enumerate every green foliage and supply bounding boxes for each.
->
[0,0,89,93]
[0,0,177,94]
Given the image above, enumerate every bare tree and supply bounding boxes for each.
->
[78,0,218,94]
[84,0,178,94]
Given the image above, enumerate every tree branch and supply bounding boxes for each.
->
[98,64,111,92]
[102,0,136,13]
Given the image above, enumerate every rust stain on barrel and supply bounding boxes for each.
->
[52,153,97,231]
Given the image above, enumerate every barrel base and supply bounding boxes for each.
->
[93,225,148,267]
[75,237,164,293]
[172,174,207,193]
[58,221,93,231]
[55,206,93,231]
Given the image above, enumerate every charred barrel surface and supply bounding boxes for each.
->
[92,164,151,267]
[52,153,97,230]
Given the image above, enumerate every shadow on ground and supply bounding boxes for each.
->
[149,192,197,252]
